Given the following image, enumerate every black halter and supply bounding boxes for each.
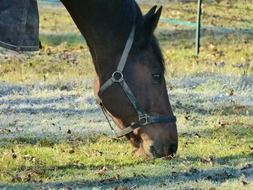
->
[97,25,176,138]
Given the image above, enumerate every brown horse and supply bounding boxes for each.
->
[61,0,178,158]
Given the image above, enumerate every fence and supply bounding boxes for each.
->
[38,0,253,55]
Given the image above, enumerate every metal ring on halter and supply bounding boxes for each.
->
[111,71,124,82]
[139,114,150,126]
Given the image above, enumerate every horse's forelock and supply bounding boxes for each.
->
[123,0,165,72]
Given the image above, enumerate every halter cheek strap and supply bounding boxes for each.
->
[97,25,176,138]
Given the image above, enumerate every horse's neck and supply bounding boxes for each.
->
[61,0,134,77]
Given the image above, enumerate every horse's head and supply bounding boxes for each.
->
[97,6,178,158]
[61,0,177,158]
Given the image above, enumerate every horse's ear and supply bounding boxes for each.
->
[144,5,157,19]
[143,6,162,35]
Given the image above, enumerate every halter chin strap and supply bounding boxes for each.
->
[97,25,176,138]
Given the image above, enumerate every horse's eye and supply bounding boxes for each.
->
[152,74,162,84]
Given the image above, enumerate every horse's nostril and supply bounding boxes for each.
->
[150,144,177,158]
[150,145,156,154]
[150,145,160,157]
[169,144,178,155]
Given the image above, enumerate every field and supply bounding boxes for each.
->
[0,0,253,189]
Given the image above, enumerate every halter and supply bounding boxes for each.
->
[97,25,176,138]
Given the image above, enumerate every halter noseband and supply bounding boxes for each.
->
[97,25,176,138]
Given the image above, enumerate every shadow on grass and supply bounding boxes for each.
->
[1,114,251,146]
[0,159,252,190]
[172,99,253,116]
[1,107,100,116]
[0,95,83,106]
[0,92,100,116]
[175,153,253,167]
[1,91,252,117]
[0,124,252,189]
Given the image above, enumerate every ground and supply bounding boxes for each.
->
[0,1,253,189]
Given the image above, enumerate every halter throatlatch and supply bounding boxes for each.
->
[97,25,176,138]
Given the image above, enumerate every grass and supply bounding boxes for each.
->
[0,115,252,189]
[0,44,93,83]
[0,1,253,189]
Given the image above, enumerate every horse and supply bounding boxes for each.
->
[60,0,178,158]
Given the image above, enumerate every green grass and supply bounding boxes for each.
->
[0,115,252,189]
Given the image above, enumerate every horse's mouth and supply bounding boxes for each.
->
[132,144,157,158]
[132,147,150,158]
[132,142,178,158]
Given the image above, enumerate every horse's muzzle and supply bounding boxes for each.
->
[149,143,178,158]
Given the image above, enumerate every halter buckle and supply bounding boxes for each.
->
[139,114,150,126]
[112,71,124,82]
